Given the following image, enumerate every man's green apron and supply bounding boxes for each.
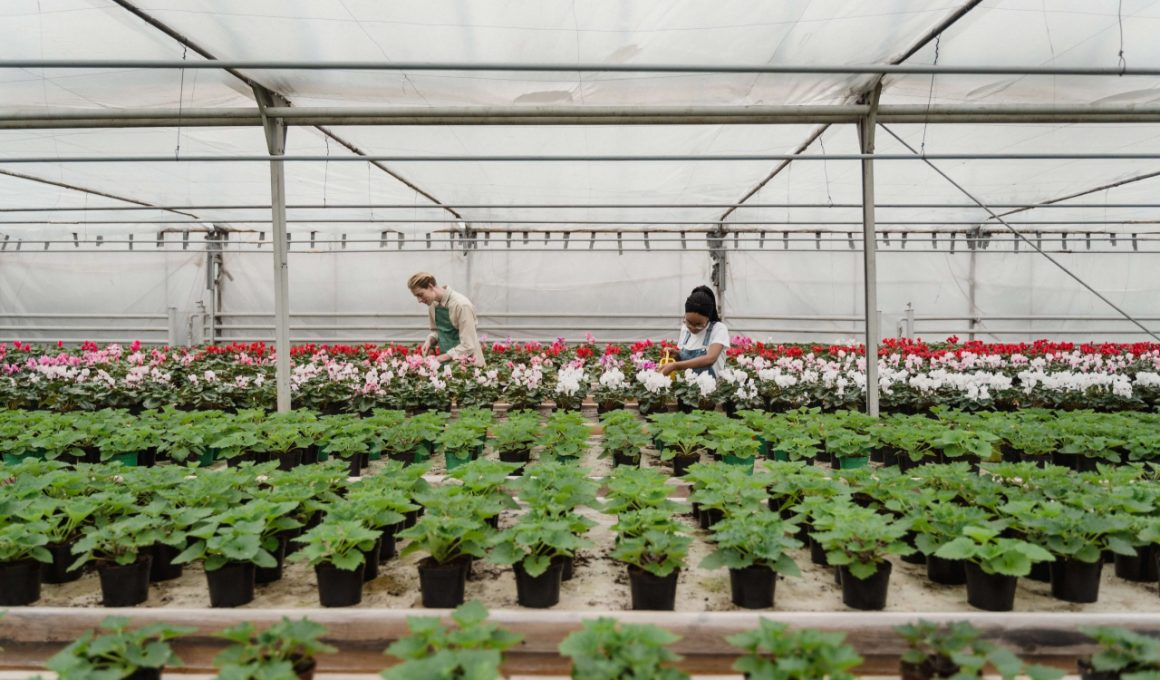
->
[434,305,460,356]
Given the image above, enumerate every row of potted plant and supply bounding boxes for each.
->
[5,336,1160,414]
[25,606,1160,679]
[2,449,1156,612]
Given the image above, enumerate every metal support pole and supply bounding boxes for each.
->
[859,84,882,417]
[968,238,978,341]
[709,225,728,314]
[166,307,179,346]
[255,86,292,412]
[905,303,915,339]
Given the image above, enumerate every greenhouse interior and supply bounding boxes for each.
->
[1,1,1160,679]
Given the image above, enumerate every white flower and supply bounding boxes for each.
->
[598,367,627,390]
[637,370,671,395]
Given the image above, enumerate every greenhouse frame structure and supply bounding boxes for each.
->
[4,1,1160,414]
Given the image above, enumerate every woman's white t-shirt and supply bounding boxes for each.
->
[677,321,730,375]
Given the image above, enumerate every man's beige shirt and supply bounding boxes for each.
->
[426,285,485,365]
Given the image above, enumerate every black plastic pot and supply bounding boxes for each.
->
[206,561,256,608]
[417,557,468,608]
[553,554,575,582]
[612,450,641,468]
[403,508,422,529]
[137,447,158,468]
[514,561,563,608]
[379,524,400,561]
[123,669,162,680]
[316,562,365,607]
[498,449,531,472]
[347,454,363,477]
[809,536,829,566]
[699,507,725,531]
[1028,558,1053,583]
[149,542,184,583]
[926,554,967,586]
[277,448,304,471]
[42,541,83,584]
[362,538,382,582]
[628,566,679,611]
[729,565,776,609]
[964,562,1017,611]
[839,561,891,611]
[256,533,290,585]
[1114,544,1158,582]
[1051,558,1103,603]
[0,559,42,606]
[901,658,961,680]
[98,555,152,607]
[901,531,926,565]
[670,453,700,477]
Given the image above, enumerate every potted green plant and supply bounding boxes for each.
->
[174,500,297,608]
[541,410,591,463]
[559,617,689,680]
[709,420,761,471]
[602,466,684,516]
[289,519,380,607]
[71,513,160,607]
[214,617,336,680]
[686,463,768,530]
[1027,503,1135,603]
[895,620,1064,680]
[911,500,993,586]
[811,505,914,610]
[700,509,801,609]
[610,508,691,610]
[487,510,592,608]
[438,420,486,470]
[141,502,214,583]
[382,601,523,680]
[510,461,600,580]
[1077,625,1160,679]
[600,417,650,468]
[825,428,874,470]
[934,523,1055,611]
[727,619,863,680]
[0,519,52,606]
[490,410,541,469]
[45,616,193,680]
[340,485,416,562]
[379,418,431,466]
[652,414,709,476]
[397,491,494,608]
[320,428,372,477]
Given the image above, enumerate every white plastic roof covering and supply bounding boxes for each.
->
[1,0,1159,232]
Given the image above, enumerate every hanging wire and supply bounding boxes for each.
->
[920,34,941,155]
[1117,0,1128,74]
[817,134,836,207]
[322,136,331,206]
[174,45,187,160]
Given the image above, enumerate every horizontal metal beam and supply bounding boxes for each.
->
[6,60,1160,77]
[11,219,1160,227]
[2,202,1160,213]
[6,153,1160,163]
[7,104,1160,129]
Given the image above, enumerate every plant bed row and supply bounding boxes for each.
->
[3,604,1160,678]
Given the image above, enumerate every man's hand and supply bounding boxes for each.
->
[420,339,433,356]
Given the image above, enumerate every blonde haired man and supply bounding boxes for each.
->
[407,272,485,365]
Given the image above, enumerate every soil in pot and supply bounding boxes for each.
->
[1050,558,1103,603]
[206,561,256,608]
[839,561,892,610]
[149,542,184,583]
[729,565,776,609]
[98,554,152,607]
[628,566,679,611]
[315,562,365,607]
[1114,544,1158,582]
[417,556,469,608]
[0,559,42,606]
[926,554,967,586]
[964,562,1017,612]
[514,561,563,608]
[42,541,83,584]
[256,533,289,585]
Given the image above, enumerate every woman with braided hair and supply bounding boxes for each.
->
[658,285,730,378]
